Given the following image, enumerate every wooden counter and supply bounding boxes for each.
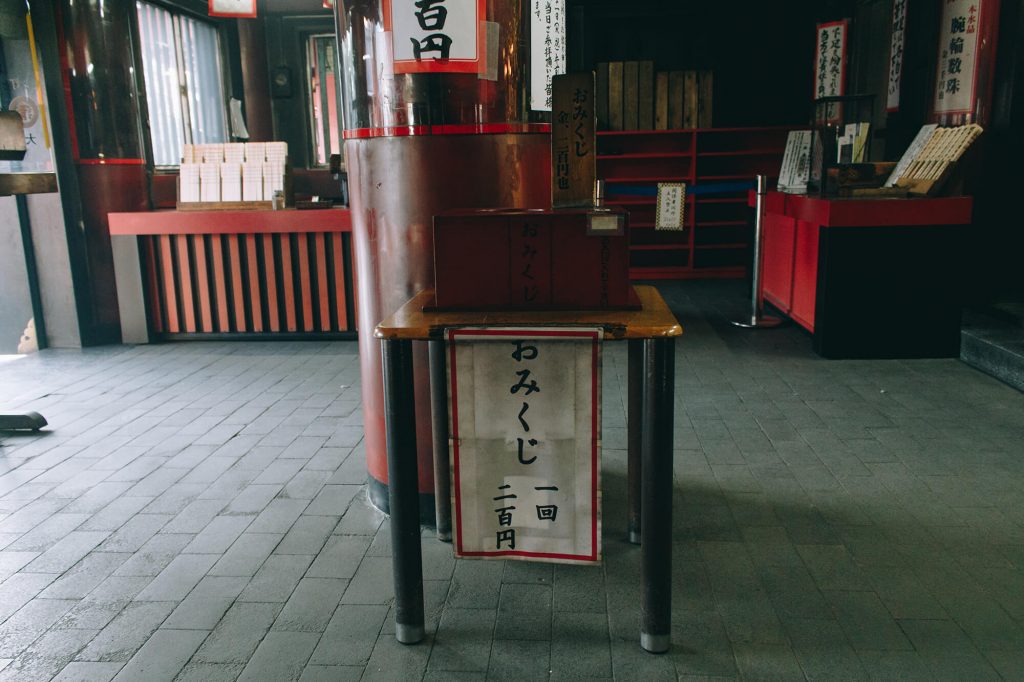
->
[755,192,973,358]
[108,207,354,341]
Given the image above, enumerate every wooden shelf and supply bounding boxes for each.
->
[698,148,785,157]
[696,243,749,250]
[699,220,748,227]
[598,127,790,281]
[596,152,691,160]
[605,176,692,183]
[630,244,689,251]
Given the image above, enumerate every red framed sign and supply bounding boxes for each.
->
[813,20,848,100]
[209,0,257,18]
[448,327,601,564]
[384,0,486,74]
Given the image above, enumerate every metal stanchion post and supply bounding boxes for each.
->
[732,175,782,329]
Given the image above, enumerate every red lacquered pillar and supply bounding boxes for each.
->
[56,0,149,344]
[333,0,551,520]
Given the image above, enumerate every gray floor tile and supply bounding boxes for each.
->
[111,629,208,681]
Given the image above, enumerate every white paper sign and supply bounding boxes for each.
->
[885,123,938,187]
[209,0,256,17]
[530,0,566,111]
[386,0,482,74]
[448,328,601,564]
[934,0,983,115]
[886,0,908,111]
[777,131,812,194]
[814,21,847,101]
[655,183,685,231]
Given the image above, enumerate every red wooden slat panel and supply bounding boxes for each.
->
[331,232,348,332]
[145,237,164,334]
[245,235,264,332]
[159,235,180,333]
[263,235,280,332]
[175,236,197,333]
[315,233,330,331]
[210,236,230,333]
[297,234,314,332]
[192,236,213,332]
[280,236,297,332]
[228,236,247,332]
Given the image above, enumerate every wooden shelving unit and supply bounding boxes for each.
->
[597,126,791,279]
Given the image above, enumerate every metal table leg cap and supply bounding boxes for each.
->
[395,623,425,644]
[628,530,641,545]
[640,632,670,654]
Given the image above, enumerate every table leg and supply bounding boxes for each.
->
[640,336,675,654]
[382,338,425,644]
[627,339,643,545]
[428,340,452,542]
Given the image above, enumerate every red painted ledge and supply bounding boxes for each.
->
[108,207,352,236]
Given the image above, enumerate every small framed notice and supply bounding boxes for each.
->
[655,183,685,231]
[209,0,257,18]
[448,327,601,564]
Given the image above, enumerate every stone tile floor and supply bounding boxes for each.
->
[0,281,1023,680]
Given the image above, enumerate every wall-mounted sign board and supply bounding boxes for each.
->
[448,327,601,564]
[655,183,685,231]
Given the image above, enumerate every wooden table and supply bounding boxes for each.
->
[375,285,682,652]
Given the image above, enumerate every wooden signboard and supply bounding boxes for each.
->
[623,62,639,131]
[552,72,596,209]
[638,61,654,130]
[448,327,602,564]
[654,72,669,130]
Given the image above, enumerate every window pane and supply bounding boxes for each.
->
[307,35,342,166]
[136,1,184,166]
[178,15,227,145]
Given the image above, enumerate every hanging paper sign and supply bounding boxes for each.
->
[209,0,256,18]
[384,0,485,74]
[933,0,984,116]
[530,0,566,111]
[655,183,685,231]
[448,327,601,564]
[814,20,848,101]
[886,0,908,111]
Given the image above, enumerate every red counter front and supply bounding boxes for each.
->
[756,192,973,358]
[109,208,355,338]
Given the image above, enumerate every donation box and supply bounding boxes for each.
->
[432,209,635,310]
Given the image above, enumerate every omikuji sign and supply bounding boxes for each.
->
[448,328,601,564]
[385,0,485,74]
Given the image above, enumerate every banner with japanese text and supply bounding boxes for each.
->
[886,0,908,111]
[448,328,601,564]
[933,0,984,116]
[384,0,485,74]
[814,20,847,101]
[530,0,566,111]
